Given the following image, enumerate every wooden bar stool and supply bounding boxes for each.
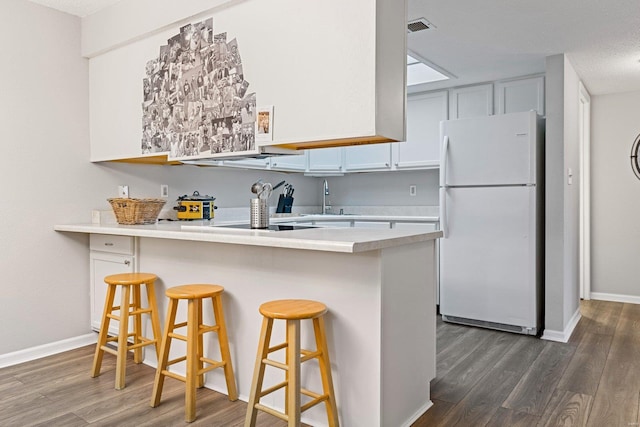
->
[245,299,339,427]
[151,284,238,423]
[91,272,162,390]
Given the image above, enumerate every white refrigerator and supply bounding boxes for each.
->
[439,111,544,335]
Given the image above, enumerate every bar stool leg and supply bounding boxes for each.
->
[212,294,238,400]
[146,281,162,357]
[132,285,143,364]
[91,283,117,378]
[245,317,274,427]
[115,285,131,390]
[185,298,199,422]
[151,297,178,407]
[286,319,301,427]
[197,298,205,389]
[314,317,339,427]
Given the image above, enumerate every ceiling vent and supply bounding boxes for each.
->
[407,18,434,33]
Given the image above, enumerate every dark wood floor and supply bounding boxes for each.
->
[414,299,638,426]
[0,300,635,426]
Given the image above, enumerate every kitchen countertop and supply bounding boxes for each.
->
[269,213,439,222]
[54,220,442,253]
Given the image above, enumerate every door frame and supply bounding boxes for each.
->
[578,81,591,300]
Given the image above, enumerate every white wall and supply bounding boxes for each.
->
[591,90,640,298]
[0,0,92,354]
[327,170,439,207]
[543,54,581,336]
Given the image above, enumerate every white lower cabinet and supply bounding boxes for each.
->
[90,235,136,333]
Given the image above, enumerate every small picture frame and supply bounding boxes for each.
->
[256,105,274,142]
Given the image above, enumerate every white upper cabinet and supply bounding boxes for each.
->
[449,84,493,119]
[88,0,406,162]
[221,158,270,170]
[344,143,393,172]
[308,148,344,173]
[394,91,448,169]
[270,152,307,172]
[494,76,545,116]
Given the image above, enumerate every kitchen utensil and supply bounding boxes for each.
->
[273,180,286,191]
[251,180,263,195]
[258,182,273,200]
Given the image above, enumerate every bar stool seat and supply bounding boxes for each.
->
[245,299,339,427]
[151,284,237,423]
[91,272,162,390]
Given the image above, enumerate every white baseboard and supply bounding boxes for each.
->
[541,308,581,343]
[591,292,640,304]
[402,400,434,427]
[0,333,97,369]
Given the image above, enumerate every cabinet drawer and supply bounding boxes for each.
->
[90,234,135,255]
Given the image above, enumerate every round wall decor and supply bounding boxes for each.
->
[631,133,640,179]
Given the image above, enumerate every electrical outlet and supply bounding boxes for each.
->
[118,185,129,198]
[160,184,169,198]
[409,185,417,196]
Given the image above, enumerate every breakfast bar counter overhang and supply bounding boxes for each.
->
[55,223,442,426]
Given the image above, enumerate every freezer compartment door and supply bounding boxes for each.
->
[440,186,538,329]
[440,111,538,186]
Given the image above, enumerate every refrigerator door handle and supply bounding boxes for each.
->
[439,187,447,238]
[440,135,449,238]
[440,135,449,186]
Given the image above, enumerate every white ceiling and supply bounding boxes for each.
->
[26,0,122,17]
[408,0,640,95]
[25,0,640,96]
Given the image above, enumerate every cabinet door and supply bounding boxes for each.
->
[308,147,343,172]
[395,91,447,170]
[344,143,392,172]
[90,252,135,333]
[270,152,308,171]
[494,76,545,116]
[449,84,493,119]
[221,158,270,170]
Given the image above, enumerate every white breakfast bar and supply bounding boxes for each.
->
[54,221,442,427]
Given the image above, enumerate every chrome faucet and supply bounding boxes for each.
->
[322,179,332,214]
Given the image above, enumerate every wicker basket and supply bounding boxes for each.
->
[107,198,166,225]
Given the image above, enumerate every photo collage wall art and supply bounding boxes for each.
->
[141,18,257,159]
